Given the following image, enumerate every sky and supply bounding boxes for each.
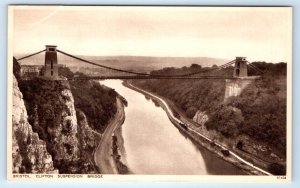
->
[11,6,292,62]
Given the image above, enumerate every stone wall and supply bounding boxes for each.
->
[224,77,259,100]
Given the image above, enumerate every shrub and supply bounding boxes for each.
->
[132,62,287,159]
[70,80,117,133]
[221,149,230,157]
[268,163,286,175]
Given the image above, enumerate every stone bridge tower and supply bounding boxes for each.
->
[44,45,59,80]
[224,57,256,100]
[233,57,248,77]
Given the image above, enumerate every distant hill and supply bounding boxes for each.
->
[15,53,229,72]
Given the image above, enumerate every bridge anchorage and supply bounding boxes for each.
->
[17,45,263,99]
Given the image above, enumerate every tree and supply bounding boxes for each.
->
[132,61,287,159]
[13,57,21,80]
[236,141,244,150]
[58,67,74,79]
[268,163,286,175]
[190,64,202,69]
[206,105,244,138]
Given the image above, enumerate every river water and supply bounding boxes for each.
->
[100,80,246,175]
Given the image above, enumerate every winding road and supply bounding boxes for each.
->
[94,98,125,174]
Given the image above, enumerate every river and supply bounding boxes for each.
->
[100,79,246,175]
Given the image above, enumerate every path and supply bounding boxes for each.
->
[94,98,125,174]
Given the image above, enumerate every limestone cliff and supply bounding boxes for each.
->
[48,87,79,162]
[18,77,106,173]
[13,57,117,173]
[77,110,101,152]
[75,110,101,173]
[18,78,79,172]
[224,78,255,101]
[192,111,209,127]
[12,75,58,173]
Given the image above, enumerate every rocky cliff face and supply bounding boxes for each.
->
[77,110,101,152]
[47,87,79,163]
[12,75,58,173]
[192,111,209,127]
[75,110,101,173]
[13,58,116,174]
[17,77,105,173]
[224,79,253,101]
[18,78,79,172]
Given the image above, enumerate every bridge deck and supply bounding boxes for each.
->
[69,76,238,80]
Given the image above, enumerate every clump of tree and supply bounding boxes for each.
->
[19,78,71,140]
[133,64,226,118]
[151,63,203,76]
[112,135,129,174]
[268,162,286,175]
[248,62,287,77]
[133,62,287,161]
[224,73,286,158]
[14,128,33,173]
[18,66,118,173]
[70,80,117,133]
[13,57,21,81]
[205,105,244,138]
[54,158,99,174]
[221,149,230,157]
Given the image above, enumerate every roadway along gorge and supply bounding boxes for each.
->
[94,97,125,174]
[95,79,265,175]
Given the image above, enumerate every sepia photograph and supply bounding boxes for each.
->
[7,5,292,182]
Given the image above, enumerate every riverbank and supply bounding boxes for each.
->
[112,98,131,174]
[123,80,271,176]
[94,97,127,174]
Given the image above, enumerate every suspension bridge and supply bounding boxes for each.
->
[16,45,264,81]
[14,46,274,176]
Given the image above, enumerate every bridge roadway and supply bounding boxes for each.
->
[69,75,236,80]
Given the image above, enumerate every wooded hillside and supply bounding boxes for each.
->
[133,62,287,162]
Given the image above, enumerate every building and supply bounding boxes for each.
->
[20,65,43,80]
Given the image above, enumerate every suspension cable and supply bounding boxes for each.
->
[210,60,236,73]
[57,49,152,76]
[213,65,234,76]
[16,49,46,61]
[247,61,264,74]
[247,64,260,74]
[15,47,247,79]
[154,59,236,77]
[57,49,235,77]
[218,59,236,69]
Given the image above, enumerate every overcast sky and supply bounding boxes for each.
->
[11,6,292,62]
